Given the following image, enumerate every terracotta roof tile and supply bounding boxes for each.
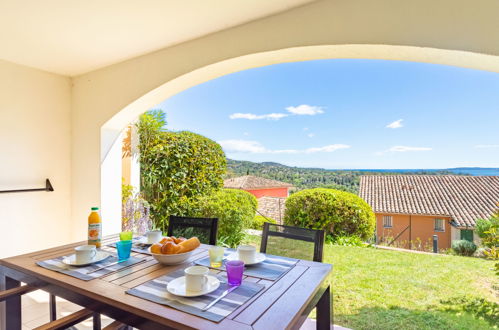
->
[359,175,499,227]
[224,175,293,190]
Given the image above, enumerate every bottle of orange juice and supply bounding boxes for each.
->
[88,207,102,248]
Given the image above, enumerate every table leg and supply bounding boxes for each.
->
[316,285,331,330]
[93,312,101,330]
[49,294,57,321]
[0,270,22,330]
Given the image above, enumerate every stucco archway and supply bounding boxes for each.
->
[102,43,499,143]
[99,44,499,236]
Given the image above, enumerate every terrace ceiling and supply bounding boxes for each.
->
[0,0,314,76]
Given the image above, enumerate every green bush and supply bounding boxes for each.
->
[328,235,365,247]
[440,296,498,326]
[190,189,257,248]
[451,240,477,256]
[476,216,499,241]
[284,188,375,240]
[137,111,226,230]
[246,215,277,230]
[479,214,499,275]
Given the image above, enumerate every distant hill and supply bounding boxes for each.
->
[225,159,484,194]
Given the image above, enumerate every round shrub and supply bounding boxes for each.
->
[452,240,477,256]
[193,189,257,247]
[247,215,277,230]
[138,110,226,229]
[284,188,375,240]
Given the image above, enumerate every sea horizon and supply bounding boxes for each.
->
[328,167,499,176]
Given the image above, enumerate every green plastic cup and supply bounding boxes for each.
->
[120,231,133,241]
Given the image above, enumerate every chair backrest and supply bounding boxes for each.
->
[260,223,325,262]
[167,216,218,245]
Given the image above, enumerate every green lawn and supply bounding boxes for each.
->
[242,235,498,329]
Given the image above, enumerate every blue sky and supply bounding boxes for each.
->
[153,59,499,169]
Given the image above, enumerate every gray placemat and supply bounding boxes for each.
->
[194,250,298,281]
[126,268,265,322]
[107,237,152,254]
[36,253,144,281]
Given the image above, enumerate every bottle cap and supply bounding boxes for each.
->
[91,207,99,211]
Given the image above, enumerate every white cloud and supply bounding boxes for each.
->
[218,140,267,153]
[229,113,288,120]
[229,104,325,121]
[218,140,350,154]
[386,119,404,129]
[271,149,300,154]
[475,144,499,149]
[388,146,432,152]
[286,104,325,115]
[307,133,315,138]
[305,144,350,153]
[243,132,250,136]
[303,127,309,131]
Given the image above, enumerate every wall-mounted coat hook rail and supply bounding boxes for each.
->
[0,179,54,194]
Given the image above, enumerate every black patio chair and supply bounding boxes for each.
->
[167,215,218,245]
[260,222,325,262]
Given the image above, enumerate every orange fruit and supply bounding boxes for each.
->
[173,237,186,244]
[150,243,162,254]
[161,241,178,254]
[178,237,200,252]
[159,237,172,244]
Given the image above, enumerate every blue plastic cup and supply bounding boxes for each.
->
[116,240,132,261]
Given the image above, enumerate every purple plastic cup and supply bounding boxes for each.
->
[226,260,244,286]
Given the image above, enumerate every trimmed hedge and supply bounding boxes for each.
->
[191,189,257,247]
[138,111,226,230]
[284,188,375,240]
[452,240,477,256]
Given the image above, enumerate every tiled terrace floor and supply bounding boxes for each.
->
[21,289,348,329]
[21,290,114,329]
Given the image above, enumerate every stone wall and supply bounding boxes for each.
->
[257,196,287,224]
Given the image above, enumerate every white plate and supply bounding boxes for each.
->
[62,251,112,267]
[166,275,220,297]
[136,237,154,245]
[226,252,266,265]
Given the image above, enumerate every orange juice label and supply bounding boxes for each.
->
[88,223,101,246]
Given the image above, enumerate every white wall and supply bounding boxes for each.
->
[451,226,460,242]
[100,128,123,236]
[0,60,71,258]
[473,231,481,246]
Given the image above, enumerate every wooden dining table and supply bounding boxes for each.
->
[0,235,332,330]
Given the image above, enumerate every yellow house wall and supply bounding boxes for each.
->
[0,60,72,258]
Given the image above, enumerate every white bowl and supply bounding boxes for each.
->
[148,247,195,265]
